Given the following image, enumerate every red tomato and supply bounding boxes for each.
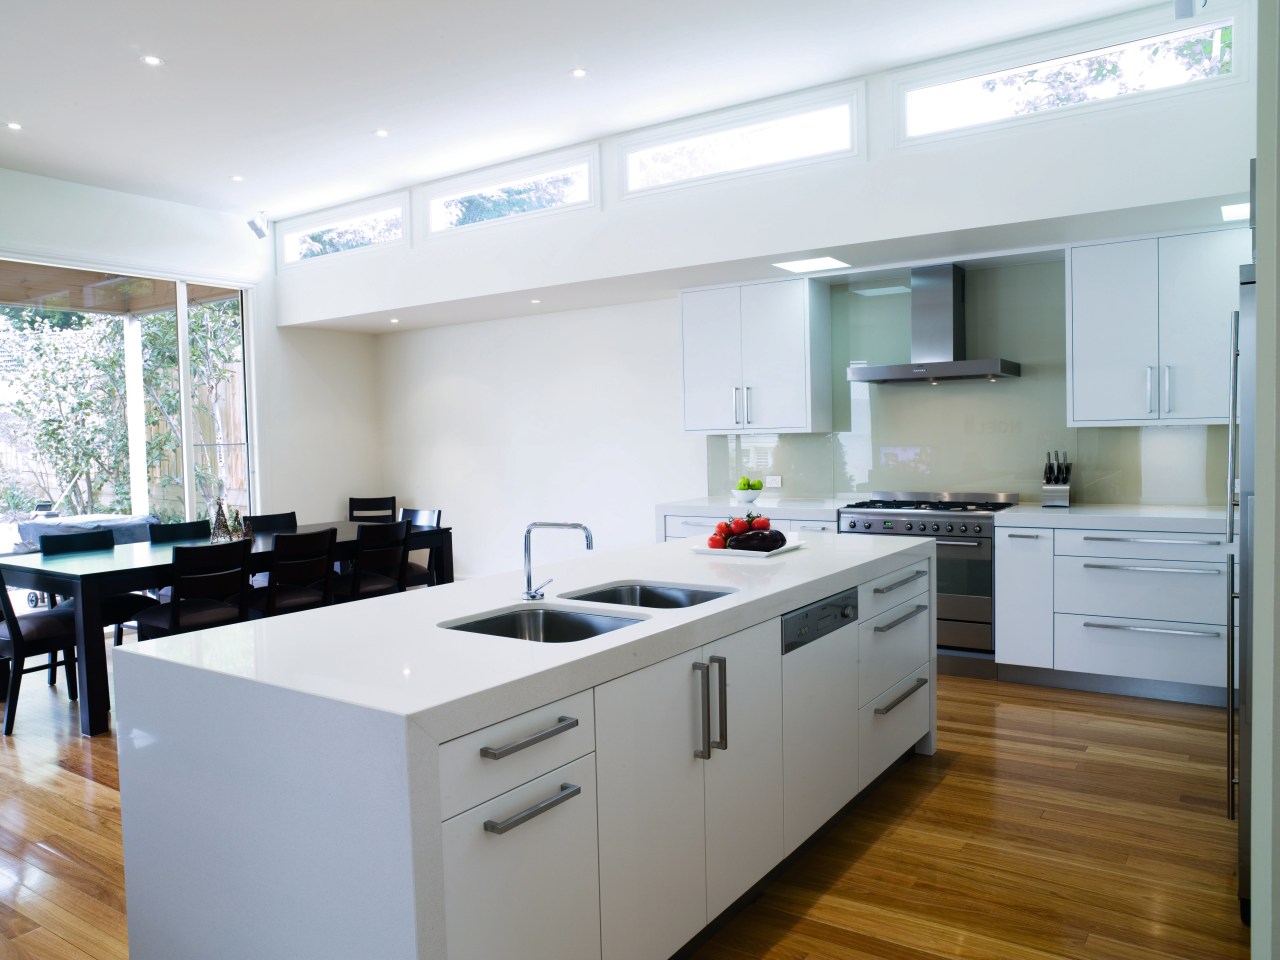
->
[706,534,726,549]
[715,521,732,538]
[751,516,771,530]
[729,517,750,536]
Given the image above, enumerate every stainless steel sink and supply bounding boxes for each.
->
[564,583,731,608]
[445,607,643,643]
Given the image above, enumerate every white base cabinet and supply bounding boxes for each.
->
[994,528,1054,669]
[595,620,783,960]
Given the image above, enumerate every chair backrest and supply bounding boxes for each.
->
[39,529,116,555]
[149,518,213,544]
[399,507,442,528]
[350,519,410,597]
[244,511,297,534]
[164,539,253,630]
[0,570,73,657]
[349,496,396,523]
[268,528,337,609]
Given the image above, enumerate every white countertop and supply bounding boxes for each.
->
[114,533,928,742]
[996,502,1230,533]
[658,497,843,521]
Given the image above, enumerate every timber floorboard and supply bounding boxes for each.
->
[0,647,1250,960]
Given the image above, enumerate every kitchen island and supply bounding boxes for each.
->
[114,532,935,960]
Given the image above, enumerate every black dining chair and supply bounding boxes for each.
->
[247,528,336,616]
[135,539,257,639]
[243,513,298,587]
[348,496,396,523]
[40,530,160,646]
[329,520,411,603]
[399,507,442,588]
[0,570,78,736]
[148,518,213,544]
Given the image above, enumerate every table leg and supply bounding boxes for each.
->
[71,580,111,736]
[435,531,454,585]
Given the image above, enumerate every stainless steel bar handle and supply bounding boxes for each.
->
[1082,536,1223,546]
[710,655,728,751]
[680,519,718,528]
[1007,533,1040,540]
[873,604,929,633]
[1227,552,1237,819]
[1082,563,1221,575]
[483,783,581,835]
[731,387,741,425]
[1146,365,1154,413]
[479,716,579,760]
[1082,621,1221,638]
[693,661,711,759]
[1163,365,1172,413]
[1227,310,1240,543]
[874,677,928,716]
[873,569,928,594]
[744,386,752,425]
[936,540,981,548]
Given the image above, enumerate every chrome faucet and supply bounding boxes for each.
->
[523,522,594,600]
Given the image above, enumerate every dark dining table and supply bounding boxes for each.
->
[0,520,453,736]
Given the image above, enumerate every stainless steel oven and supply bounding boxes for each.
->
[837,491,1017,654]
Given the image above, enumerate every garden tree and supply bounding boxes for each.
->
[0,298,244,520]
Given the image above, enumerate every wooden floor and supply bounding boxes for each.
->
[0,658,1249,959]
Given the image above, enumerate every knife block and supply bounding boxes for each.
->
[1041,483,1071,508]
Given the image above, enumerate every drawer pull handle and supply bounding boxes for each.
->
[1007,533,1040,539]
[874,677,929,716]
[710,655,728,751]
[479,716,579,760]
[1083,621,1222,639]
[873,569,928,594]
[936,540,981,547]
[483,782,581,835]
[1082,535,1223,546]
[873,604,929,633]
[680,519,717,528]
[1082,563,1221,576]
[694,661,712,759]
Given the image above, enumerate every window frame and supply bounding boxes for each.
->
[616,81,865,199]
[893,4,1249,148]
[418,146,600,237]
[276,192,410,269]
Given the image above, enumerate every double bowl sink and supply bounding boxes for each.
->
[445,583,732,643]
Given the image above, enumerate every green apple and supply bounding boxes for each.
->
[736,477,751,490]
[749,479,763,490]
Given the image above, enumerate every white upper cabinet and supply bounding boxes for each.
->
[1067,228,1250,427]
[681,278,831,433]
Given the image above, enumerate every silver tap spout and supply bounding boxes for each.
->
[523,522,594,600]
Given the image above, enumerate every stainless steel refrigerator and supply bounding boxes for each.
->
[1228,242,1256,926]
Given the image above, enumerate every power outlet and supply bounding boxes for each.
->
[765,475,782,488]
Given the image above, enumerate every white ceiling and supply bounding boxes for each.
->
[1,0,1162,222]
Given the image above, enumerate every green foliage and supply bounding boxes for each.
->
[296,212,403,260]
[442,174,577,228]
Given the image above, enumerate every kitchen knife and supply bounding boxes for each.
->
[1045,452,1053,484]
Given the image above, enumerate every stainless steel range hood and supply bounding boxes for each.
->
[847,264,1021,384]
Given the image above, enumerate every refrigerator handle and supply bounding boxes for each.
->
[1226,311,1240,544]
[1227,552,1237,820]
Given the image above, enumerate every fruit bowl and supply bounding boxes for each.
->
[732,488,761,504]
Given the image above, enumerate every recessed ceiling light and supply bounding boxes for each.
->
[374,129,389,138]
[140,54,165,67]
[772,256,851,273]
[229,175,244,182]
[570,68,587,78]
[5,122,20,131]
[389,317,400,324]
[1222,202,1250,222]
[530,299,542,304]
[851,284,911,297]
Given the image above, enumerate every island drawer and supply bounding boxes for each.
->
[1054,556,1226,625]
[859,560,930,621]
[1054,529,1229,562]
[858,662,930,792]
[858,599,930,708]
[1054,614,1226,687]
[439,689,595,820]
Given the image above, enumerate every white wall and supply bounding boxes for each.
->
[0,168,383,523]
[376,299,705,577]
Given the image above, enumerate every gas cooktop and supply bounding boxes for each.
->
[841,492,1019,514]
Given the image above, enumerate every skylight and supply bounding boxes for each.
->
[904,20,1233,139]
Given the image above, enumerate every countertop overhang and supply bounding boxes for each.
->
[113,533,931,742]
[995,502,1230,534]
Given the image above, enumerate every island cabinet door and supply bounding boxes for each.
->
[441,753,600,960]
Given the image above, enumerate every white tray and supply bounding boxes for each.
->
[691,539,804,558]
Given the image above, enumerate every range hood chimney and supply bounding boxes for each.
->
[847,264,1021,384]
